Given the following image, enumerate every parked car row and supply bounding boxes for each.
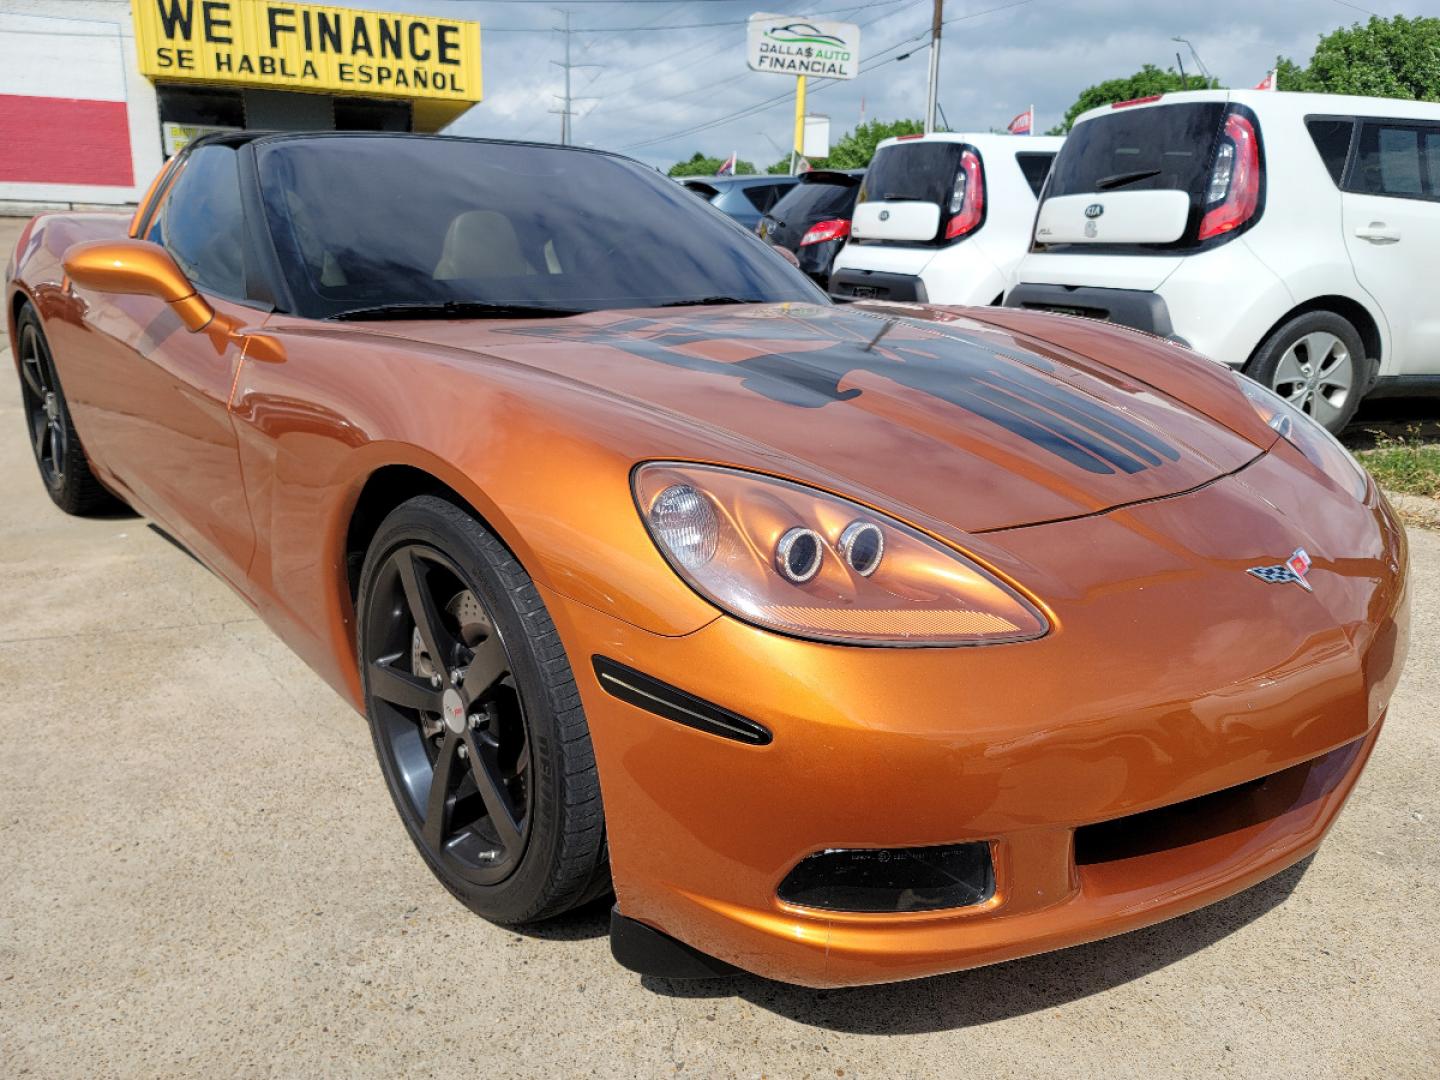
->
[678,174,799,231]
[830,132,1063,306]
[680,90,1438,433]
[1010,89,1440,433]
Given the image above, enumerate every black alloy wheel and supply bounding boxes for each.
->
[366,542,533,884]
[358,495,609,923]
[17,315,67,490]
[13,304,120,515]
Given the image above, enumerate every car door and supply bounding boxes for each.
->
[64,142,258,585]
[1341,118,1440,376]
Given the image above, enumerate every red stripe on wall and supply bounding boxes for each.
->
[0,95,133,186]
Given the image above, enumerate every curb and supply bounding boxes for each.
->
[1384,489,1440,530]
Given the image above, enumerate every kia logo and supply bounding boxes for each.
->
[1084,203,1104,219]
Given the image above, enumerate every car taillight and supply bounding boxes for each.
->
[1198,112,1261,240]
[799,218,850,246]
[944,148,985,240]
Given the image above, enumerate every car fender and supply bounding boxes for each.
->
[228,324,724,707]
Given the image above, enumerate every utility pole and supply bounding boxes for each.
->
[924,0,943,134]
[549,10,600,145]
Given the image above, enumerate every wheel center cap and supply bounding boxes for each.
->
[43,392,57,421]
[441,688,466,734]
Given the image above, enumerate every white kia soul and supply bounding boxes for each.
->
[829,132,1063,306]
[1008,89,1440,432]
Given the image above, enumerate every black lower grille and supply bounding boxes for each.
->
[1074,750,1334,866]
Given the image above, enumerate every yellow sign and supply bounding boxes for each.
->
[130,0,481,103]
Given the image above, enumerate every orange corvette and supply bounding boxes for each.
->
[5,133,1409,988]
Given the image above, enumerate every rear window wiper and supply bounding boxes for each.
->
[329,300,583,321]
[1095,168,1162,191]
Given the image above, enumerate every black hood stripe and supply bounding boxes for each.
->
[980,370,1177,468]
[498,309,1184,476]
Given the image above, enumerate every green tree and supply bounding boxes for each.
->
[823,118,924,168]
[1048,64,1221,134]
[666,151,758,177]
[1275,15,1440,100]
[762,119,925,175]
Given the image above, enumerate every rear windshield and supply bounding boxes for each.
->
[1048,102,1226,199]
[860,142,963,206]
[1015,152,1055,197]
[741,182,793,213]
[771,176,860,221]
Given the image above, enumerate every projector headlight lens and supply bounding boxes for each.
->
[634,462,1048,646]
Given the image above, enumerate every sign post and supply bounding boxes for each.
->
[791,75,806,173]
[747,13,859,175]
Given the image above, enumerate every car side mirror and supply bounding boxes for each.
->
[62,239,215,332]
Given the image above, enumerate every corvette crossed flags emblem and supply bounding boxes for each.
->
[1246,549,1314,592]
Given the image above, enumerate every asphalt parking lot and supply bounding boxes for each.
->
[1,217,1436,1079]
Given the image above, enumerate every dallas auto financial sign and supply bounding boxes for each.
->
[129,0,482,102]
[746,13,860,80]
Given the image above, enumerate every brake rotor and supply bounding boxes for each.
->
[412,589,492,679]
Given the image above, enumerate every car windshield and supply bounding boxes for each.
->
[255,136,826,318]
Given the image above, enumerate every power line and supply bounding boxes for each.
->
[584,0,910,122]
[619,43,930,152]
[617,0,1037,154]
[549,9,602,145]
[488,2,903,33]
[616,5,938,151]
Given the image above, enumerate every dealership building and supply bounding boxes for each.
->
[0,0,482,213]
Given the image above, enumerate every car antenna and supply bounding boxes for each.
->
[862,318,896,352]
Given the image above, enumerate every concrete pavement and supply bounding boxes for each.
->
[1,217,1437,1078]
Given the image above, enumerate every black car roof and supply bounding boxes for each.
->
[680,174,798,188]
[187,129,664,171]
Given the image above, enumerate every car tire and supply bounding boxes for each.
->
[14,303,122,515]
[1245,311,1372,435]
[357,494,609,924]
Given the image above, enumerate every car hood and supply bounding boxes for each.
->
[380,302,1265,534]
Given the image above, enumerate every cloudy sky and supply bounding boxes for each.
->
[379,0,1411,168]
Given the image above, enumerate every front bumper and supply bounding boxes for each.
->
[544,446,1409,987]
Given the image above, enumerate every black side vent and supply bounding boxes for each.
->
[591,657,772,746]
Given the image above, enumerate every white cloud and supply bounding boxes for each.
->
[366,0,1413,167]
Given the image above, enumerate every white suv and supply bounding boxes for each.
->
[1008,89,1440,432]
[829,132,1063,306]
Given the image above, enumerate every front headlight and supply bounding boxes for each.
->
[633,462,1048,646]
[1234,375,1369,501]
